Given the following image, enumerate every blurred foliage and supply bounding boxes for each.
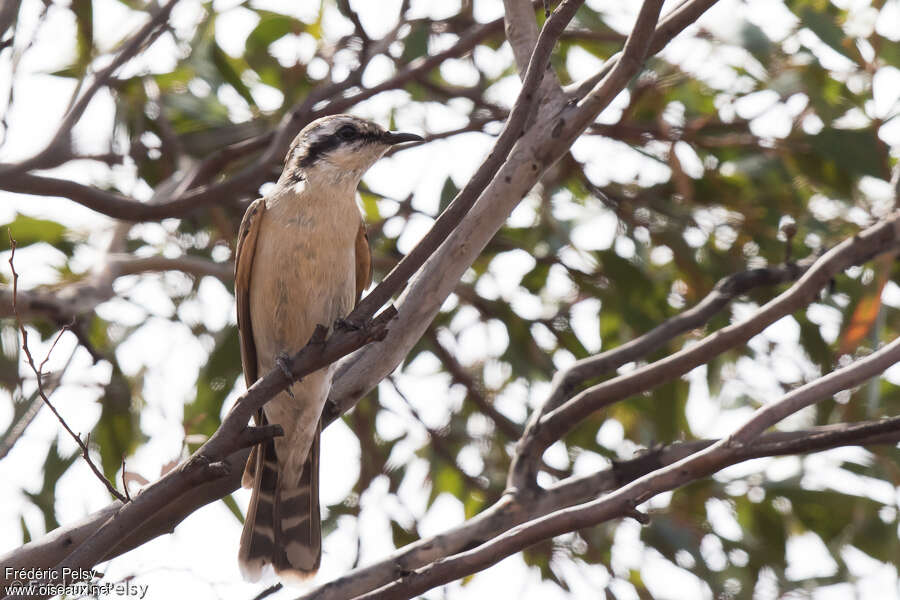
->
[1,0,899,598]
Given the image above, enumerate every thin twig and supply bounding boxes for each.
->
[121,457,131,502]
[249,583,282,600]
[0,8,512,222]
[0,344,79,460]
[7,234,127,503]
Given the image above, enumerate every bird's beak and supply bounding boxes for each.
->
[381,131,424,145]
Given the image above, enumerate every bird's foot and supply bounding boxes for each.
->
[275,352,296,399]
[334,316,363,332]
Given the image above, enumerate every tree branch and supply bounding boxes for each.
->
[8,403,900,599]
[354,339,900,600]
[0,344,78,460]
[326,0,585,421]
[0,9,512,223]
[509,211,900,490]
[22,308,397,590]
[0,0,179,176]
[301,412,900,600]
[565,0,665,136]
[0,254,233,321]
[349,0,583,323]
[565,0,721,99]
[542,256,817,415]
[503,0,542,74]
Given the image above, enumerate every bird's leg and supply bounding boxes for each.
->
[276,351,296,400]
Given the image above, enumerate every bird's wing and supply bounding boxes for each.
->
[354,218,372,305]
[235,197,266,387]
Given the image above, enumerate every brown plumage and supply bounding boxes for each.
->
[234,114,419,582]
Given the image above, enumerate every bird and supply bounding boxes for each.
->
[234,114,422,582]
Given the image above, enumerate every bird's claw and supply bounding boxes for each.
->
[334,317,363,332]
[276,352,296,399]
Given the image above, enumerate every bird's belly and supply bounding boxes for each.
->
[248,211,357,371]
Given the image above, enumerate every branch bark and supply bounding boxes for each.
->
[0,9,511,222]
[0,255,232,321]
[543,256,817,414]
[326,0,664,420]
[4,309,396,595]
[352,339,900,600]
[509,211,900,490]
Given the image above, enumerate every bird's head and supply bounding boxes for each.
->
[280,114,422,187]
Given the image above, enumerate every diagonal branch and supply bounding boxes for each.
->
[304,412,900,600]
[0,254,233,321]
[543,256,818,415]
[355,339,900,600]
[7,404,900,598]
[503,0,566,105]
[565,0,721,99]
[565,0,666,135]
[504,0,542,73]
[349,0,585,323]
[28,308,398,588]
[0,344,78,461]
[509,211,900,491]
[325,0,587,420]
[730,337,900,444]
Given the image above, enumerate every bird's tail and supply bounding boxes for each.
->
[238,421,321,583]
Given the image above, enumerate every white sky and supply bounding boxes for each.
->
[1,0,899,598]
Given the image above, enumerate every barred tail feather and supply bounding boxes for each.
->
[275,424,321,579]
[238,424,322,583]
[238,438,279,581]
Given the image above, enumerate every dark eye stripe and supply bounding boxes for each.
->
[297,126,383,168]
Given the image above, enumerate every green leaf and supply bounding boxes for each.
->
[809,128,885,179]
[438,176,459,215]
[2,214,73,255]
[72,0,94,73]
[222,494,245,524]
[246,11,303,63]
[211,43,256,107]
[20,516,31,544]
[391,519,419,548]
[797,5,857,62]
[521,262,549,294]
[23,439,78,532]
[402,22,429,64]
[879,35,900,69]
[430,465,463,502]
[735,495,788,571]
[358,190,382,222]
[184,326,243,443]
[740,21,774,65]
[92,367,143,480]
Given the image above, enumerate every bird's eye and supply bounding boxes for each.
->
[337,125,357,140]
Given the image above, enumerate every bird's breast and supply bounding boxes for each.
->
[249,189,359,367]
